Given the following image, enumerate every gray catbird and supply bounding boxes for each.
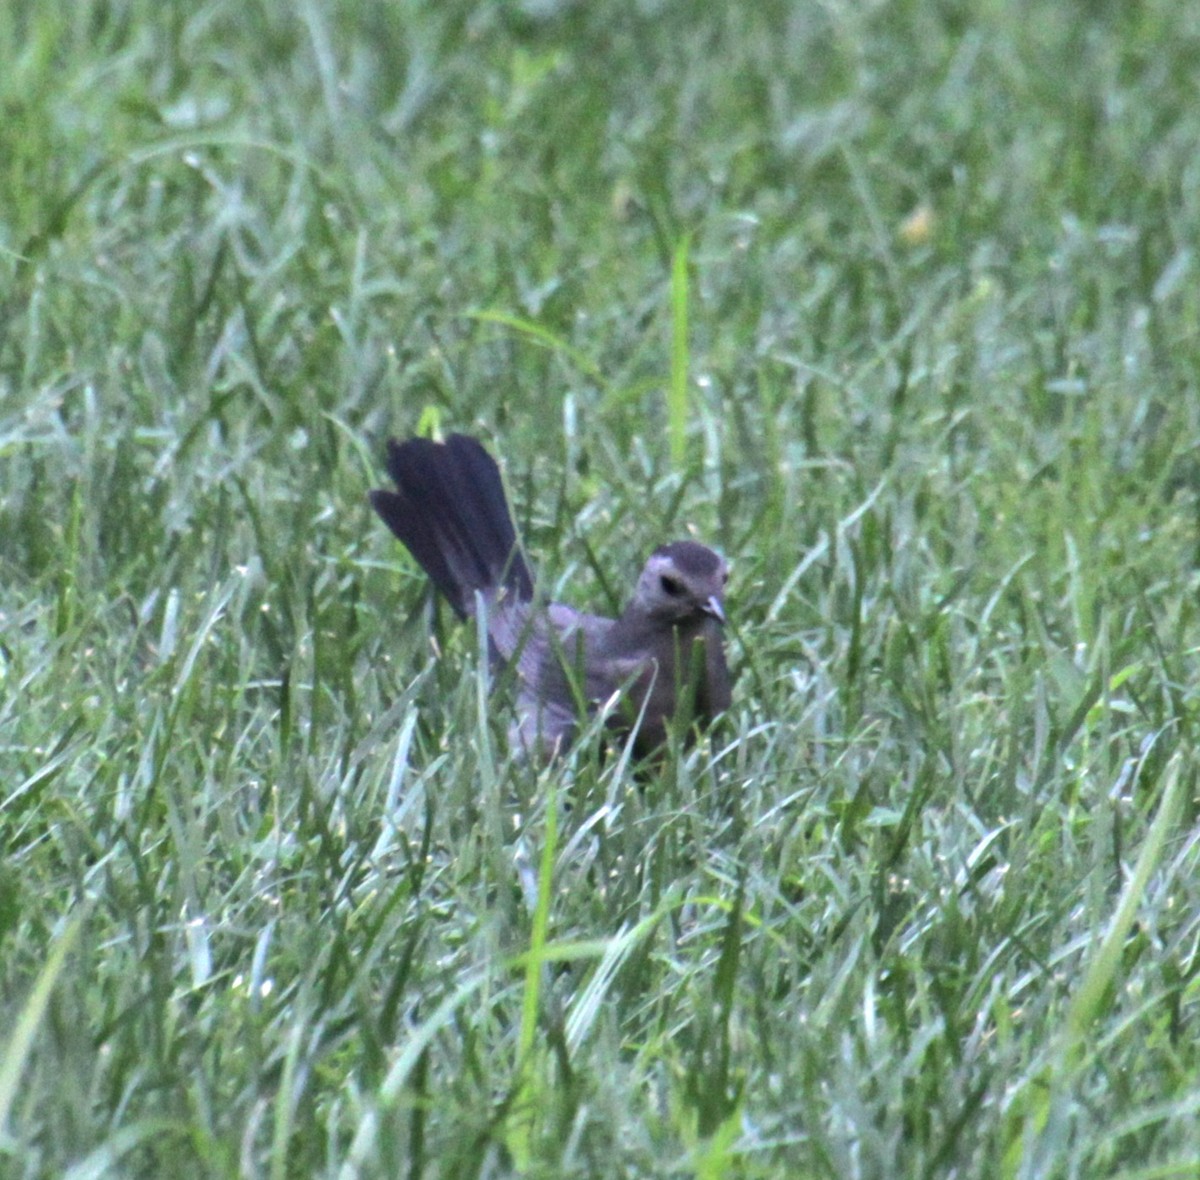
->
[370,433,731,757]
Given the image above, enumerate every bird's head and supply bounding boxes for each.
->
[633,541,728,625]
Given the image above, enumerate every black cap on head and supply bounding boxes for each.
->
[652,540,723,577]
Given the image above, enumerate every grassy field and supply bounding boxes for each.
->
[4,0,1200,1175]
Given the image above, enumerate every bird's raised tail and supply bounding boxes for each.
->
[369,433,535,619]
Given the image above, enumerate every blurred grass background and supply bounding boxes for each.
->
[3,0,1200,1175]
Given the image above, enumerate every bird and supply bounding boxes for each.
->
[369,433,731,759]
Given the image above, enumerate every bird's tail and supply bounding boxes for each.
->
[369,433,535,619]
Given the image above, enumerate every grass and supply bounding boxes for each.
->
[3,0,1200,1175]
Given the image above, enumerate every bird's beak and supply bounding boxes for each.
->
[701,595,726,624]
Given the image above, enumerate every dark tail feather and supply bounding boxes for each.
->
[369,434,534,618]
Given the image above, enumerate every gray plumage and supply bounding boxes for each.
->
[370,434,731,758]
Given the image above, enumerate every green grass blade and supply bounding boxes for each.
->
[509,782,559,1170]
[669,233,691,470]
[1064,751,1186,1045]
[0,907,87,1134]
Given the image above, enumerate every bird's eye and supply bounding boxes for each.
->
[659,574,684,597]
